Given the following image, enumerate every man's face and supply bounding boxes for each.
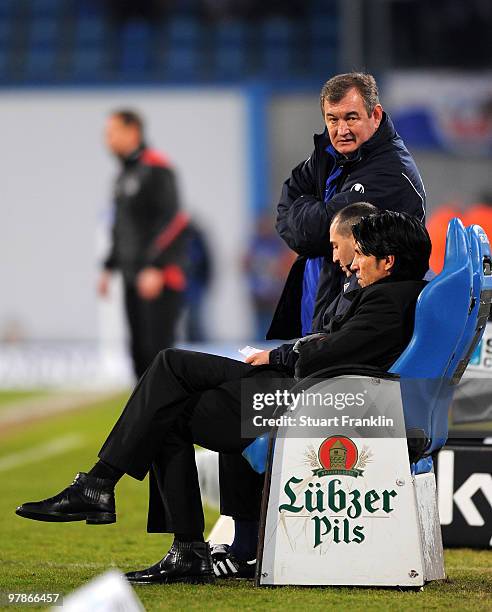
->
[323,88,383,156]
[351,243,392,287]
[105,115,140,157]
[330,221,355,276]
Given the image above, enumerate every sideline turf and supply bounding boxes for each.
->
[0,395,490,611]
[0,390,48,409]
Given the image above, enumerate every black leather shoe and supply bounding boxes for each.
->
[125,541,214,584]
[15,472,116,524]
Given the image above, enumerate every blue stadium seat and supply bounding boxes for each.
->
[29,18,59,48]
[262,17,295,46]
[242,432,269,475]
[72,47,106,79]
[29,0,65,18]
[120,45,151,75]
[118,20,152,74]
[165,47,200,79]
[308,46,338,78]
[308,16,339,76]
[25,18,60,81]
[0,19,13,45]
[215,48,248,79]
[261,18,296,75]
[448,224,492,380]
[74,16,106,45]
[171,0,198,16]
[121,19,151,45]
[71,15,107,80]
[74,0,102,18]
[167,17,201,44]
[244,219,492,474]
[0,0,18,20]
[309,0,338,17]
[412,223,491,474]
[426,224,492,455]
[392,219,472,380]
[390,218,472,456]
[215,20,247,47]
[310,17,338,44]
[0,46,9,80]
[212,21,249,78]
[162,17,202,79]
[24,47,57,79]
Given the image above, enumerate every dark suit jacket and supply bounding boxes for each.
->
[270,273,359,372]
[295,277,426,379]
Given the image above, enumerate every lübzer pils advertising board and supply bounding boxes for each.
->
[256,377,428,587]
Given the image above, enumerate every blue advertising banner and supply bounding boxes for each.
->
[385,72,492,156]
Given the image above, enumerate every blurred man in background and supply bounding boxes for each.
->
[183,220,212,343]
[99,110,189,378]
[243,214,296,340]
[269,72,426,342]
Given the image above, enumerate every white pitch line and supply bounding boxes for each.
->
[0,434,84,472]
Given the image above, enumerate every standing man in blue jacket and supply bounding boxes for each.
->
[267,72,426,342]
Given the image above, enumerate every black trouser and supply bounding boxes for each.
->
[124,282,183,379]
[99,349,285,534]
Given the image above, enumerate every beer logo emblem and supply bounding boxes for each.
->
[306,436,371,478]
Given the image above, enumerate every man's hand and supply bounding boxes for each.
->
[245,350,270,366]
[137,267,164,300]
[97,270,112,298]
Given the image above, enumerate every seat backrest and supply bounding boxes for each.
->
[427,225,492,453]
[449,224,492,383]
[390,218,473,451]
[425,224,492,455]
[391,218,472,379]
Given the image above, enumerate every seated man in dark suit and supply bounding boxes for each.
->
[246,201,379,373]
[16,211,431,585]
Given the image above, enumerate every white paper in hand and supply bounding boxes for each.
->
[239,345,263,358]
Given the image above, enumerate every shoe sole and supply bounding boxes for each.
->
[127,575,215,585]
[15,508,116,525]
[214,574,254,580]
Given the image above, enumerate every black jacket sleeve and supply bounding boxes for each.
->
[103,223,118,271]
[144,166,184,268]
[294,287,410,379]
[269,343,298,374]
[276,153,425,259]
[276,152,334,257]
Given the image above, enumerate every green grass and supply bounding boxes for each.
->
[450,420,492,431]
[0,389,48,408]
[0,395,490,610]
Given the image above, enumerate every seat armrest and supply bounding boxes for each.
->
[294,364,399,387]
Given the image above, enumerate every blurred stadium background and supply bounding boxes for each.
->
[0,0,491,388]
[0,1,491,607]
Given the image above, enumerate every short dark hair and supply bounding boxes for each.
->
[352,211,431,281]
[320,72,380,117]
[111,109,144,136]
[331,202,379,237]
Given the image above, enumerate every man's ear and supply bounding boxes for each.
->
[373,104,383,128]
[384,255,395,272]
